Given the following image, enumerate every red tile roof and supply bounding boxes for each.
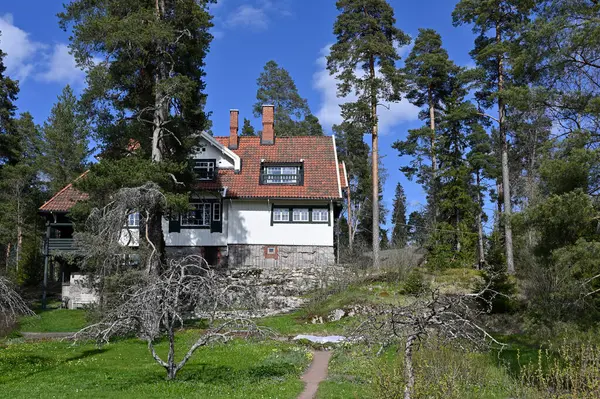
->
[39,135,343,213]
[200,136,342,200]
[39,171,90,213]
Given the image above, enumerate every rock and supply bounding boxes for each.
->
[311,316,324,324]
[293,334,346,344]
[328,309,345,322]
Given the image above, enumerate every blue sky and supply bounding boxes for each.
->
[0,0,478,230]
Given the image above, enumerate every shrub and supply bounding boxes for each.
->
[520,339,600,398]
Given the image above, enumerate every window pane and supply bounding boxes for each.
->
[213,203,221,221]
[181,203,211,226]
[194,161,215,180]
[127,212,140,227]
[293,208,309,222]
[273,208,289,222]
[312,209,328,222]
[262,165,300,184]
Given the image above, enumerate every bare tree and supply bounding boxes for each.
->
[74,255,263,380]
[0,275,34,327]
[73,183,168,302]
[352,277,505,399]
[72,183,263,380]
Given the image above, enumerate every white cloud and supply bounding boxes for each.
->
[36,44,87,86]
[313,45,420,135]
[221,0,292,32]
[0,14,87,87]
[0,13,45,81]
[226,5,269,31]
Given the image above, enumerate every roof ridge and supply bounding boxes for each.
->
[39,170,89,211]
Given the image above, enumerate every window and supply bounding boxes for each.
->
[212,203,221,222]
[273,208,290,222]
[292,208,309,222]
[312,208,329,222]
[181,203,211,227]
[272,206,330,224]
[127,212,140,227]
[261,164,302,185]
[267,247,276,254]
[193,160,216,181]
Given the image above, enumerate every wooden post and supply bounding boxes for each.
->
[42,222,50,310]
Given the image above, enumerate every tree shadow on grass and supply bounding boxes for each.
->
[0,347,110,384]
[177,360,299,385]
[66,348,108,362]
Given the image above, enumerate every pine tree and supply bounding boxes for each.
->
[328,0,410,268]
[453,0,535,274]
[429,75,482,268]
[60,0,215,275]
[0,42,19,166]
[407,210,428,247]
[240,118,256,136]
[334,121,370,248]
[253,60,323,136]
[42,85,90,194]
[391,182,408,248]
[395,29,458,220]
[0,113,44,272]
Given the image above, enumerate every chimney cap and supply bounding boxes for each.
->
[230,109,239,112]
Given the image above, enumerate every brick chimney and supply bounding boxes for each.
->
[229,109,239,150]
[261,105,275,145]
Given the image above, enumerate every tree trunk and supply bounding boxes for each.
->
[496,22,515,275]
[166,327,177,380]
[347,188,353,250]
[476,171,486,269]
[404,335,415,399]
[370,56,380,270]
[147,0,169,275]
[429,88,438,227]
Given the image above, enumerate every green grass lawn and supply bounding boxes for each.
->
[0,330,311,399]
[257,312,353,336]
[19,306,88,333]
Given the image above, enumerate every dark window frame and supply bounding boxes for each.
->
[179,199,222,230]
[259,163,304,186]
[192,158,217,181]
[271,205,330,225]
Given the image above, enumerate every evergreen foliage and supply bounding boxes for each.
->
[41,85,90,194]
[391,182,408,248]
[253,60,322,136]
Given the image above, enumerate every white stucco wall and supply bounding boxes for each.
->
[226,200,334,246]
[191,139,235,169]
[163,201,229,247]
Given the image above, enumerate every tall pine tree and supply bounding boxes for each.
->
[0,40,19,166]
[42,85,90,194]
[453,0,535,274]
[60,0,215,274]
[253,60,323,136]
[328,0,410,268]
[391,182,408,248]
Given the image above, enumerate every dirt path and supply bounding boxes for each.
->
[20,332,76,341]
[298,350,332,399]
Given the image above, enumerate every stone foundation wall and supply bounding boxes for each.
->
[227,244,335,268]
[167,244,344,311]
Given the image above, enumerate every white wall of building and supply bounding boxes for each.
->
[163,201,229,247]
[227,200,334,246]
[191,140,235,169]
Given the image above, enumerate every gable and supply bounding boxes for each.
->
[192,132,240,172]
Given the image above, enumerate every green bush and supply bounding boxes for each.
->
[401,269,426,295]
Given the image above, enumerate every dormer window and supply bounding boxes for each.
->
[260,163,303,185]
[193,159,216,181]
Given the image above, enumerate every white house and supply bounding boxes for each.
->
[39,105,349,307]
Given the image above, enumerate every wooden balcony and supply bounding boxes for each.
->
[48,238,76,252]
